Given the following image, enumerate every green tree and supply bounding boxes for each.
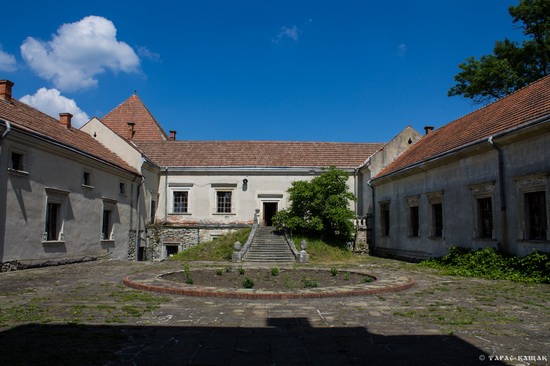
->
[273,166,356,240]
[448,0,549,103]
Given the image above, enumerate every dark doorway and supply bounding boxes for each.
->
[263,202,278,226]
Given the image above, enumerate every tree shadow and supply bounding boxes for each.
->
[0,317,503,365]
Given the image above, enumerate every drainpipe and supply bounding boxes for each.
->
[135,176,145,261]
[488,136,508,253]
[367,179,375,253]
[0,119,10,169]
[353,168,358,214]
[164,167,168,223]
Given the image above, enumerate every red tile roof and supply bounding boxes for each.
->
[375,75,550,180]
[101,94,168,141]
[0,98,140,175]
[136,140,384,168]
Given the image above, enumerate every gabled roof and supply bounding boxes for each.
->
[0,98,139,175]
[136,140,384,169]
[101,94,168,141]
[375,75,550,180]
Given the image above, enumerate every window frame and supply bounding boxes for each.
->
[7,147,29,176]
[405,195,420,237]
[525,191,547,241]
[101,198,117,242]
[216,191,232,214]
[43,187,69,243]
[469,182,496,240]
[172,190,189,214]
[379,200,391,237]
[426,191,444,239]
[514,174,549,242]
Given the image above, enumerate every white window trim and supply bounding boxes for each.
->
[213,185,236,215]
[170,188,191,215]
[43,187,69,243]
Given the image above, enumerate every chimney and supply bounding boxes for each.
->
[0,80,14,102]
[127,122,135,140]
[169,130,177,141]
[424,126,434,135]
[59,113,73,129]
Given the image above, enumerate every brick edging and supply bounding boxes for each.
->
[122,272,415,299]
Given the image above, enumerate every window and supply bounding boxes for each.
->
[525,191,547,240]
[43,187,69,242]
[11,151,24,171]
[101,209,112,240]
[406,195,420,237]
[173,191,188,213]
[119,182,126,195]
[477,197,493,239]
[410,206,419,237]
[83,171,91,186]
[217,191,232,213]
[45,203,61,241]
[427,191,444,238]
[380,202,390,237]
[432,203,443,237]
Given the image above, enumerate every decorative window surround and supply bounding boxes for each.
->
[514,173,549,241]
[43,187,70,243]
[468,182,496,240]
[405,195,420,237]
[426,191,444,239]
[379,200,391,237]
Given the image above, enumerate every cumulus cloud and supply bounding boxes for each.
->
[0,46,17,72]
[273,25,300,44]
[20,16,140,91]
[397,43,407,57]
[20,88,90,128]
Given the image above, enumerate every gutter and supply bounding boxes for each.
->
[0,119,11,144]
[488,136,508,253]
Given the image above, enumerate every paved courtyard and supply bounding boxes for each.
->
[0,258,548,365]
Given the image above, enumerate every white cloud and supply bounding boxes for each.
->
[20,16,140,91]
[397,43,407,57]
[273,25,300,44]
[20,88,90,128]
[137,46,161,62]
[0,46,17,72]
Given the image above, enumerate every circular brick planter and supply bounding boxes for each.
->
[123,269,415,299]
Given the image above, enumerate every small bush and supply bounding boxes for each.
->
[363,276,374,283]
[343,272,350,281]
[242,277,254,289]
[330,267,338,276]
[271,267,280,276]
[302,278,319,288]
[238,267,245,275]
[215,269,223,276]
[185,278,194,285]
[183,262,193,284]
[225,265,232,273]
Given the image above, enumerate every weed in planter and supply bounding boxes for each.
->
[185,277,194,285]
[363,276,374,283]
[225,265,232,273]
[330,267,338,276]
[242,277,254,289]
[182,262,193,284]
[302,278,319,288]
[271,267,280,276]
[216,269,223,276]
[238,267,245,275]
[343,272,350,281]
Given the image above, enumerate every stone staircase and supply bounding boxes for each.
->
[244,226,295,263]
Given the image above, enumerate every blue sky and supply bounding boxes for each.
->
[0,1,523,142]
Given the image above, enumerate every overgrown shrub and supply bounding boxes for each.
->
[420,247,550,283]
[242,277,254,289]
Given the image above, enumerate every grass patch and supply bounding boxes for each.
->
[170,228,251,261]
[420,247,550,283]
[292,236,354,263]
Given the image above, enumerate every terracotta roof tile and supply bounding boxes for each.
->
[102,94,168,141]
[136,140,384,168]
[375,75,550,179]
[0,98,139,175]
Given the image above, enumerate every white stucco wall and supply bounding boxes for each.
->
[1,131,139,266]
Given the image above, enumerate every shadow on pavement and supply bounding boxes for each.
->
[1,317,503,365]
